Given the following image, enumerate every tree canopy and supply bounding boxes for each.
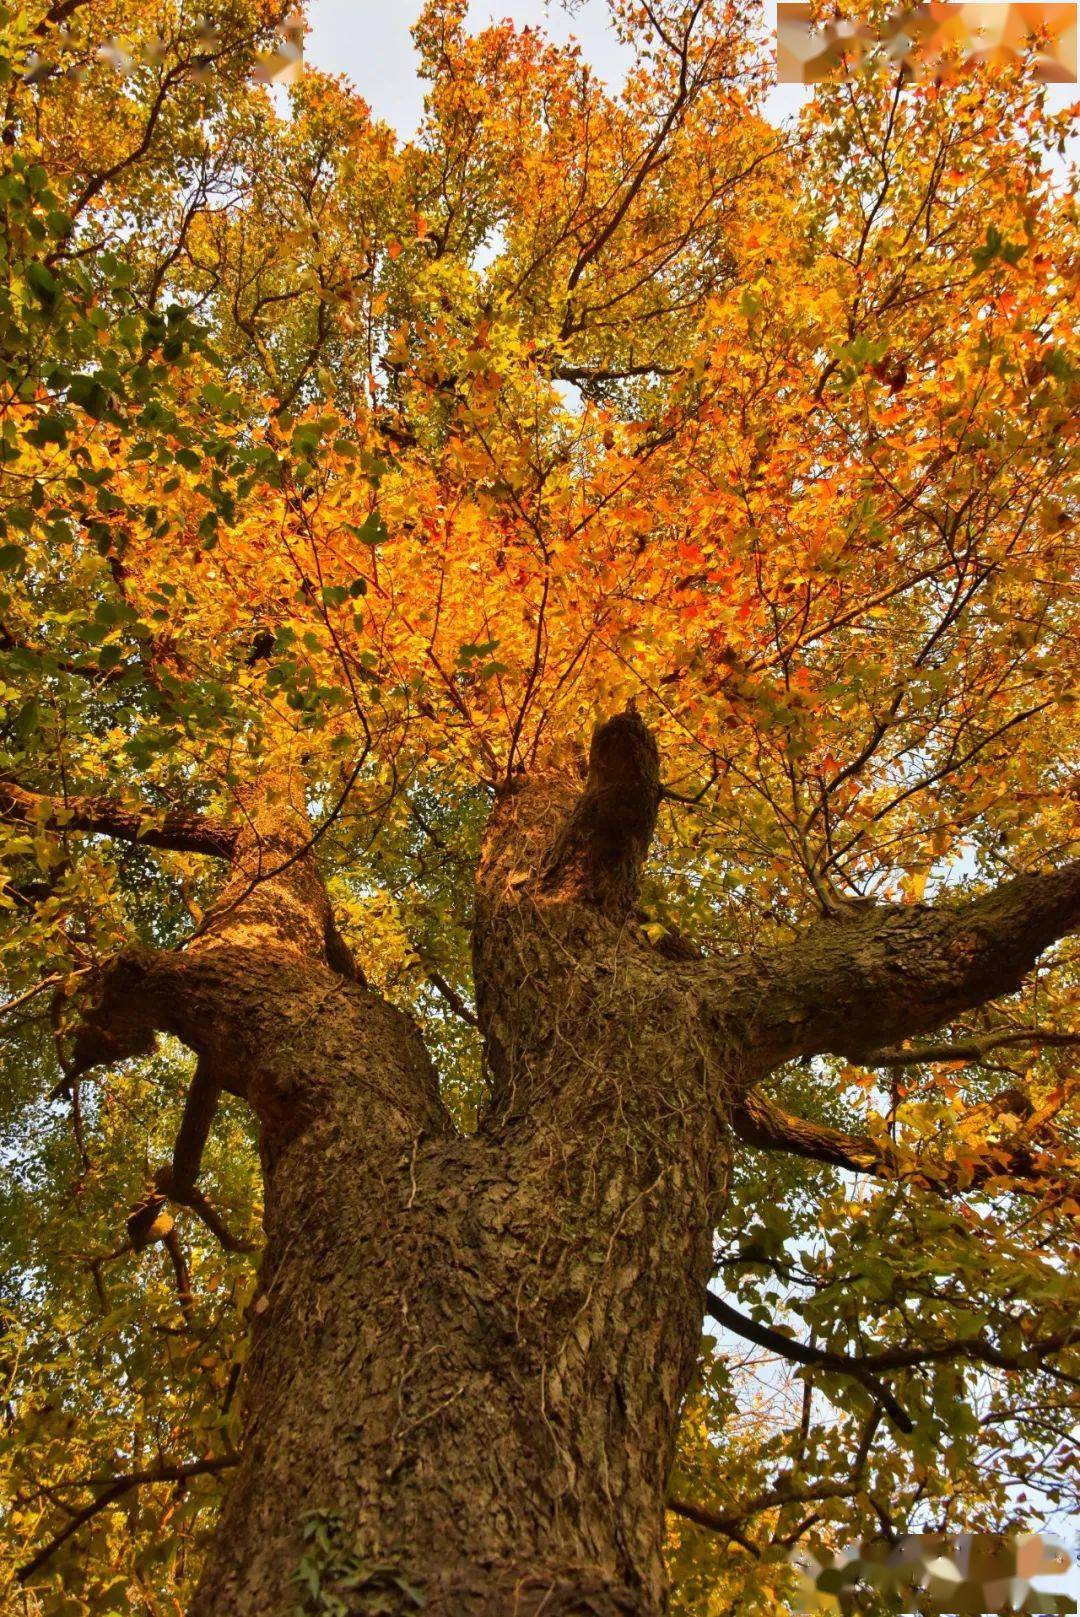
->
[0,1,1077,1612]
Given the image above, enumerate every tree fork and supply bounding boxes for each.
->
[187,717,730,1614]
[35,720,1080,1617]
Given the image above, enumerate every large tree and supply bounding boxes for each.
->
[1,2,1078,1614]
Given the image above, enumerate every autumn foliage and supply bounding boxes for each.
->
[0,0,1078,1612]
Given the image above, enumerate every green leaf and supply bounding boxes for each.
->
[457,639,499,664]
[739,286,762,320]
[26,411,69,448]
[349,511,388,547]
[291,423,323,459]
[26,260,58,304]
[13,697,40,742]
[68,374,112,420]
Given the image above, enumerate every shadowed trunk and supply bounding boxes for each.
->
[192,993,732,1615]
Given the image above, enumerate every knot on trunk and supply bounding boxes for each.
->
[539,709,661,920]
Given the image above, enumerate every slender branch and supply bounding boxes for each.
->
[853,1326,1080,1375]
[705,1290,913,1433]
[17,1456,239,1584]
[864,1029,1080,1068]
[668,1479,860,1553]
[661,762,722,807]
[560,1,705,325]
[0,974,64,1018]
[0,624,130,684]
[155,1175,255,1254]
[553,362,679,385]
[163,1227,195,1318]
[69,1079,90,1175]
[731,1090,1078,1202]
[708,1285,1078,1411]
[426,970,478,1028]
[667,1494,761,1555]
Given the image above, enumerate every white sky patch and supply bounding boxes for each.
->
[304,0,1075,143]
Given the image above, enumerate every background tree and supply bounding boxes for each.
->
[0,1,1077,1613]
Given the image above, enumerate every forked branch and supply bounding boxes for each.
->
[705,1289,913,1433]
[17,1455,239,1584]
[152,1057,255,1253]
[705,1288,1078,1409]
[667,1478,862,1556]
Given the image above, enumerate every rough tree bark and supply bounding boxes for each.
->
[50,714,1080,1617]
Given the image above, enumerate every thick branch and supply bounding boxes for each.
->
[0,780,237,858]
[725,863,1080,1067]
[167,1056,222,1195]
[67,951,167,1079]
[732,1091,901,1175]
[152,1057,255,1252]
[477,709,662,928]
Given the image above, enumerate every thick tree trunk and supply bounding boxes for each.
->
[193,993,730,1616]
[179,726,729,1614]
